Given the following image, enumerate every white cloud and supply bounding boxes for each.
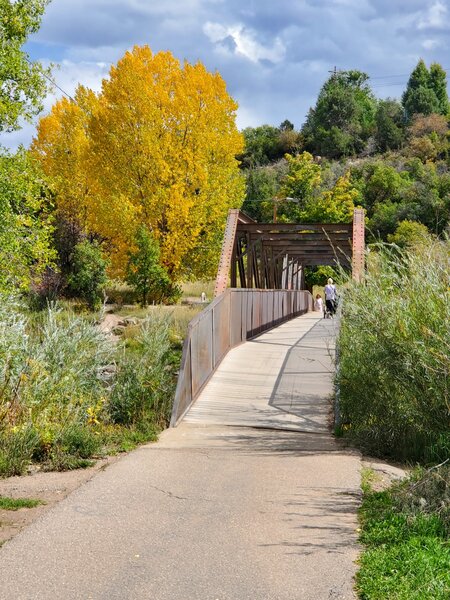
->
[203,21,285,64]
[421,38,440,49]
[417,0,447,30]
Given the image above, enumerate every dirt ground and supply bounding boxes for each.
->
[0,456,120,547]
[361,458,408,491]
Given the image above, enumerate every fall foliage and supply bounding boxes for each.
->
[32,45,244,279]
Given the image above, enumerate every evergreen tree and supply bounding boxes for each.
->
[429,63,449,115]
[302,70,376,158]
[402,59,448,119]
[374,99,405,152]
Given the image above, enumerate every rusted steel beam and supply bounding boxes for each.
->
[352,208,365,282]
[217,212,357,291]
[214,209,240,297]
[237,237,246,288]
[238,223,352,233]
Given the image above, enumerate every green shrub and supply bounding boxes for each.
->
[53,424,101,459]
[337,240,449,461]
[67,239,108,309]
[33,423,101,471]
[0,426,40,477]
[107,314,174,427]
[0,296,181,474]
[126,226,181,306]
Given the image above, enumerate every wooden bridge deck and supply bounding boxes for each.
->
[183,312,338,432]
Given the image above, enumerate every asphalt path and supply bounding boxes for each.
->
[0,313,361,600]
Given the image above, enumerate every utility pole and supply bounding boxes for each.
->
[328,66,341,78]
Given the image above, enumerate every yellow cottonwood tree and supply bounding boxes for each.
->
[31,86,98,229]
[32,46,244,278]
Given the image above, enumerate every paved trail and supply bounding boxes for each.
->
[0,314,361,600]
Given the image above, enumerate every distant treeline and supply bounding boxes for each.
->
[239,60,450,244]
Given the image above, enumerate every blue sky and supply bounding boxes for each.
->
[2,0,450,149]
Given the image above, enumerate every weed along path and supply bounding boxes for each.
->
[0,313,361,600]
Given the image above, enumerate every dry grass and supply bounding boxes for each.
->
[181,280,215,299]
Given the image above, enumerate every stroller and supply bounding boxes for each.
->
[324,296,339,319]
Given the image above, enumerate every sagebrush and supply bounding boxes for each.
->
[0,298,179,476]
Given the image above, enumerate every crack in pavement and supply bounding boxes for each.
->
[148,485,187,500]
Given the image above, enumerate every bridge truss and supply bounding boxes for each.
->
[214,208,365,297]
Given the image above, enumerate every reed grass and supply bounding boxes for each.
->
[337,240,450,461]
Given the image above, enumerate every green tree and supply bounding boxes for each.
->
[0,0,51,133]
[67,239,108,309]
[403,86,439,119]
[402,60,448,120]
[242,164,282,222]
[304,265,338,289]
[239,125,283,167]
[387,220,431,248]
[302,70,376,158]
[300,171,358,223]
[126,226,178,306]
[0,147,55,291]
[279,119,294,131]
[374,99,405,152]
[429,63,449,115]
[353,162,410,212]
[281,152,321,204]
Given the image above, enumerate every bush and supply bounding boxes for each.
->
[107,314,174,427]
[0,426,40,477]
[0,297,114,473]
[67,239,108,309]
[337,240,449,460]
[42,424,101,471]
[0,296,181,475]
[126,226,181,306]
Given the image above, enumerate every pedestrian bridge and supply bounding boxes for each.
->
[183,311,337,433]
[170,208,363,429]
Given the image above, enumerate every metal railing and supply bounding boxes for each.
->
[170,288,313,426]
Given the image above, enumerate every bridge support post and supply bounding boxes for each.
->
[214,209,240,297]
[352,208,365,282]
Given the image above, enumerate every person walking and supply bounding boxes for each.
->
[324,278,337,317]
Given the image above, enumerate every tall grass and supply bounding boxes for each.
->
[181,280,215,298]
[337,240,449,461]
[0,298,181,476]
[108,314,175,428]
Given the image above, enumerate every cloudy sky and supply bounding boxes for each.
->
[2,0,450,149]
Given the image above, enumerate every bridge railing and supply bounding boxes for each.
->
[170,288,313,426]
